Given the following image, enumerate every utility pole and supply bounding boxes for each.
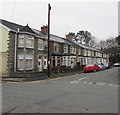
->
[47,4,51,77]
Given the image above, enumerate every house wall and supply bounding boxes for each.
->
[8,32,16,73]
[0,26,9,76]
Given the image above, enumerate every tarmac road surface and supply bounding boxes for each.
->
[2,67,119,113]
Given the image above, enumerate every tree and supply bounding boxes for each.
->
[73,30,95,46]
[96,36,119,63]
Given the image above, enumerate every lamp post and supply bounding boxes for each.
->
[47,4,51,77]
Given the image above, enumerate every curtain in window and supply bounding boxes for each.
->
[18,38,24,47]
[26,54,33,69]
[18,55,24,70]
[26,38,33,48]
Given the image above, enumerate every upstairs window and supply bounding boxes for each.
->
[88,50,91,56]
[78,49,81,55]
[54,43,59,52]
[26,36,34,48]
[44,41,47,50]
[38,39,43,50]
[70,46,76,54]
[74,47,76,54]
[64,45,68,53]
[84,49,87,56]
[18,34,24,47]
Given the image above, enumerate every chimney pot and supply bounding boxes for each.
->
[41,25,48,33]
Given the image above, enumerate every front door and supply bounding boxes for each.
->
[44,56,47,70]
[38,55,42,72]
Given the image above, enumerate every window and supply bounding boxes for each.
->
[54,43,59,52]
[78,49,81,55]
[18,54,24,70]
[26,54,33,70]
[88,50,90,56]
[70,46,75,54]
[74,47,76,54]
[70,46,73,53]
[84,49,86,56]
[44,41,47,50]
[38,39,43,50]
[26,36,34,48]
[18,35,24,47]
[64,45,68,53]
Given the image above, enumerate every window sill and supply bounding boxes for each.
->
[18,46,24,48]
[26,47,34,49]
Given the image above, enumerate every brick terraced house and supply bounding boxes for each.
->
[0,19,109,77]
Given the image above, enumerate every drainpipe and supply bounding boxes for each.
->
[14,28,19,72]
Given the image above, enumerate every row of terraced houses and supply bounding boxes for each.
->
[0,19,109,77]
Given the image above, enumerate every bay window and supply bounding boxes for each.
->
[26,36,34,48]
[18,54,24,70]
[26,54,33,70]
[18,34,24,47]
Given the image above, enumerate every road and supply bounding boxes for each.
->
[2,67,119,113]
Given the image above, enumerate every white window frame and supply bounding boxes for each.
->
[38,39,44,50]
[18,54,24,70]
[70,46,74,54]
[84,49,86,56]
[54,43,59,52]
[78,49,81,55]
[44,40,47,50]
[88,50,91,56]
[18,34,24,47]
[64,45,68,53]
[26,36,34,48]
[26,54,33,70]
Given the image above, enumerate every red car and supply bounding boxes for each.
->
[83,64,100,72]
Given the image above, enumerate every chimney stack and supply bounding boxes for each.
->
[41,25,48,33]
[66,32,75,40]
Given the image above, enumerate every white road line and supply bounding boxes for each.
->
[70,78,118,87]
[70,77,87,84]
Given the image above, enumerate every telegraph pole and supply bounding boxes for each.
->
[47,4,51,77]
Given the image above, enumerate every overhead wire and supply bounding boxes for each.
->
[12,0,16,21]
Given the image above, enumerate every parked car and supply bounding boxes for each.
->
[114,63,120,67]
[95,63,106,70]
[83,64,100,72]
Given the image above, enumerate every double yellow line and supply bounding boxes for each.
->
[0,73,80,84]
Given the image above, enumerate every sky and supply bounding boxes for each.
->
[0,0,119,41]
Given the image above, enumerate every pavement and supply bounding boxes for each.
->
[1,70,83,82]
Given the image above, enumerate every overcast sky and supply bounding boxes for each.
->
[0,0,119,41]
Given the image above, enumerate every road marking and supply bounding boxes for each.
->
[70,77,87,84]
[70,79,118,87]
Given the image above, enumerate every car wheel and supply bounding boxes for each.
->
[94,69,96,72]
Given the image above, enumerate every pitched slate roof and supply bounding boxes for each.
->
[0,19,23,31]
[0,19,101,52]
[20,24,35,34]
